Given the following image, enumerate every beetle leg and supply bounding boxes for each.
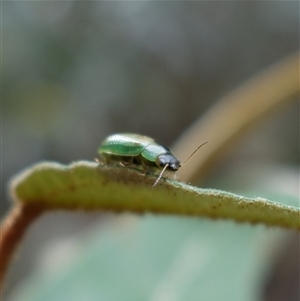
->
[128,157,134,165]
[120,161,131,167]
[141,162,148,175]
[95,156,108,165]
[152,164,169,188]
[120,156,134,167]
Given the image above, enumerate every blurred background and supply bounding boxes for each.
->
[2,1,299,301]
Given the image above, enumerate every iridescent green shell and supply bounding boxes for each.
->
[99,133,169,163]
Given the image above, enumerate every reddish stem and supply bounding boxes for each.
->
[0,203,44,290]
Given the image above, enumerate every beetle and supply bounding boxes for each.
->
[98,133,207,188]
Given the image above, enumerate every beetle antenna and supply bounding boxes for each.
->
[180,141,208,167]
[152,164,169,188]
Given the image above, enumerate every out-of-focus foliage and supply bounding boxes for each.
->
[3,2,298,182]
[7,217,287,301]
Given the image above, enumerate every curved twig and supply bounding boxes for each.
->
[173,52,300,183]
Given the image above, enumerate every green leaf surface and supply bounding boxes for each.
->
[7,216,287,301]
[10,161,300,229]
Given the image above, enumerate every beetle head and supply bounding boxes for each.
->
[156,154,181,171]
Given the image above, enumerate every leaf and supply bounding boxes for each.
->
[10,161,300,229]
[8,217,284,301]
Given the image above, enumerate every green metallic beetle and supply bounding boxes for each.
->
[98,133,207,187]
